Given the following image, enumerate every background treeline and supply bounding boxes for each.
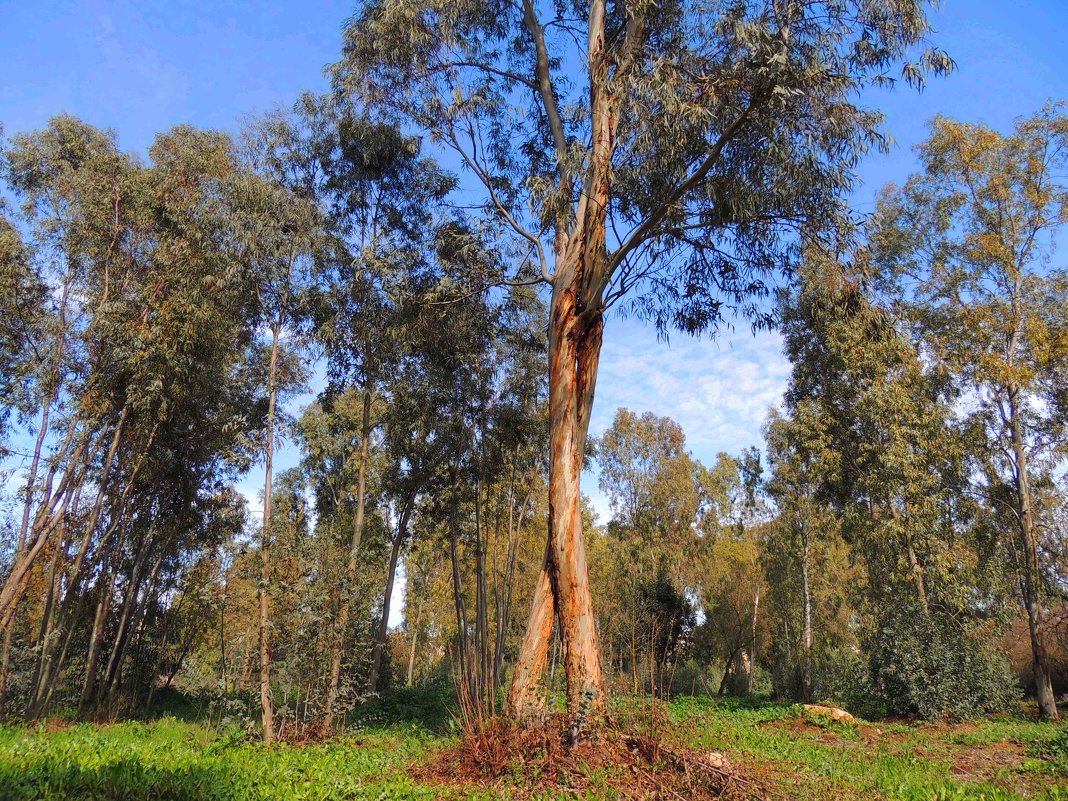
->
[0,96,1065,731]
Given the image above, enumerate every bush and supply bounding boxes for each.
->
[813,647,886,719]
[865,606,1020,720]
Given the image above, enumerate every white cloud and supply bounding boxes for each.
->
[589,317,789,460]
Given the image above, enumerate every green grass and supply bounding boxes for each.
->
[0,696,1064,800]
[664,696,1068,801]
[0,718,442,801]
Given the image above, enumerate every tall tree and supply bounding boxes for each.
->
[870,105,1068,719]
[233,121,319,742]
[334,0,951,719]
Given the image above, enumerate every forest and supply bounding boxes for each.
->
[1,1,1067,800]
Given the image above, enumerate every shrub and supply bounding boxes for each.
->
[865,606,1019,720]
[813,647,886,719]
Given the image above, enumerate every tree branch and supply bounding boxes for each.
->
[610,99,762,271]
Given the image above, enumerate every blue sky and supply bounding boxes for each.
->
[2,1,1066,534]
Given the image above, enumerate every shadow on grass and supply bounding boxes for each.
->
[0,756,237,801]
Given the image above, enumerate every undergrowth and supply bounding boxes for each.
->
[1,694,1065,800]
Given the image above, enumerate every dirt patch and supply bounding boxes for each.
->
[40,717,75,733]
[758,716,880,746]
[950,740,1024,779]
[415,714,764,800]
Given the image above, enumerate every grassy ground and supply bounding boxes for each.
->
[0,693,1064,800]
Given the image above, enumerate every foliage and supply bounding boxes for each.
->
[865,606,1020,720]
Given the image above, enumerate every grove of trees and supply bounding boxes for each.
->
[0,1,1065,742]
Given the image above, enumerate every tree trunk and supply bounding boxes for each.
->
[507,0,617,718]
[1008,389,1059,720]
[258,321,282,743]
[717,651,736,698]
[495,486,530,689]
[366,497,412,694]
[748,585,761,695]
[100,543,166,707]
[406,599,423,687]
[449,511,471,695]
[506,541,555,718]
[904,529,929,617]
[800,523,813,703]
[506,287,606,721]
[324,388,372,731]
[511,279,606,719]
[473,479,491,707]
[78,524,127,715]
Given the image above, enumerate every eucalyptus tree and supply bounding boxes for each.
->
[0,118,267,718]
[292,95,454,725]
[869,105,1068,719]
[335,0,952,718]
[595,409,704,688]
[233,118,321,742]
[776,249,1017,717]
[763,407,844,701]
[0,117,134,637]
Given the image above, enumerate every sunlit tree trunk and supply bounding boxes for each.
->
[511,272,606,720]
[508,544,554,718]
[494,486,529,689]
[406,599,423,686]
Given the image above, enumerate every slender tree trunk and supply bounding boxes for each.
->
[494,487,530,688]
[904,529,929,617]
[0,623,13,721]
[473,479,491,707]
[27,544,62,717]
[449,512,471,695]
[79,525,127,714]
[218,591,227,693]
[100,544,166,706]
[324,388,372,730]
[748,585,761,694]
[717,651,736,698]
[800,523,813,703]
[33,408,141,711]
[1008,389,1059,720]
[366,498,412,694]
[406,600,423,687]
[259,321,282,743]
